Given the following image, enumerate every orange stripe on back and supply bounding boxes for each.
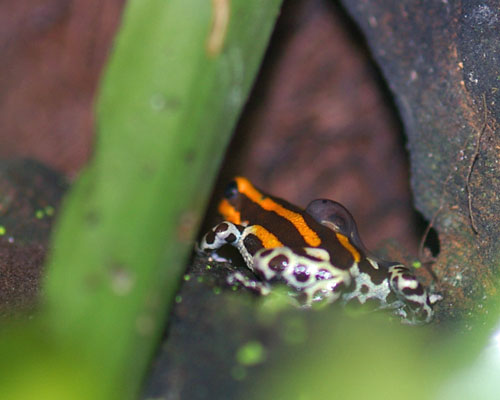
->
[250,225,283,248]
[218,199,241,225]
[336,232,361,262]
[235,177,321,247]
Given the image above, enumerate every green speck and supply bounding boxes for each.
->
[44,206,55,216]
[35,210,44,219]
[412,261,422,269]
[197,276,204,283]
[231,285,238,291]
[175,295,182,303]
[0,226,5,235]
[236,340,266,366]
[213,287,221,295]
[205,265,212,270]
[231,365,247,381]
[183,274,191,281]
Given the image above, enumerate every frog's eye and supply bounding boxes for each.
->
[306,199,365,251]
[306,200,355,235]
[224,180,239,199]
[328,214,348,232]
[307,199,388,265]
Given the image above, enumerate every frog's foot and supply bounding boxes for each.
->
[227,271,271,295]
[251,246,352,307]
[295,279,351,307]
[197,221,244,255]
[388,265,440,324]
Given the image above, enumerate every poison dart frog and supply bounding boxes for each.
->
[198,177,441,324]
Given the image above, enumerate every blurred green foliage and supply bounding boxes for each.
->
[243,310,500,400]
[241,283,500,400]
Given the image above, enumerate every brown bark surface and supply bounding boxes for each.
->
[341,0,500,321]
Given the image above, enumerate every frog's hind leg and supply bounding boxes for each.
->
[197,221,244,260]
[252,246,352,306]
[388,265,439,323]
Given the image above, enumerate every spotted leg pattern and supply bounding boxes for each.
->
[197,220,440,323]
[198,222,353,305]
[252,247,352,306]
[197,221,247,260]
[341,264,404,315]
[227,271,272,295]
[388,265,442,324]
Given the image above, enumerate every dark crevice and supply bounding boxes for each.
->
[414,211,441,259]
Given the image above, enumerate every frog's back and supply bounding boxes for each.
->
[242,194,361,271]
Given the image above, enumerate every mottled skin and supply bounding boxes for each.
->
[198,178,441,324]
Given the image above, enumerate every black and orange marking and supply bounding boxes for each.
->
[218,177,364,270]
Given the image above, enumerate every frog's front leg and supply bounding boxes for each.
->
[252,247,352,306]
[199,222,276,292]
[388,265,441,323]
[198,221,245,260]
[199,222,270,267]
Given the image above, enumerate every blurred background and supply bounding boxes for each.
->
[0,0,420,255]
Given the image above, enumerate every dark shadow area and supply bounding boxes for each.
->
[414,210,441,258]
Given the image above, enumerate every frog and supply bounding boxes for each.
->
[198,177,441,324]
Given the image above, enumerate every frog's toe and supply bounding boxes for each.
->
[388,265,441,323]
[429,293,443,304]
[227,271,271,295]
[302,281,346,307]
